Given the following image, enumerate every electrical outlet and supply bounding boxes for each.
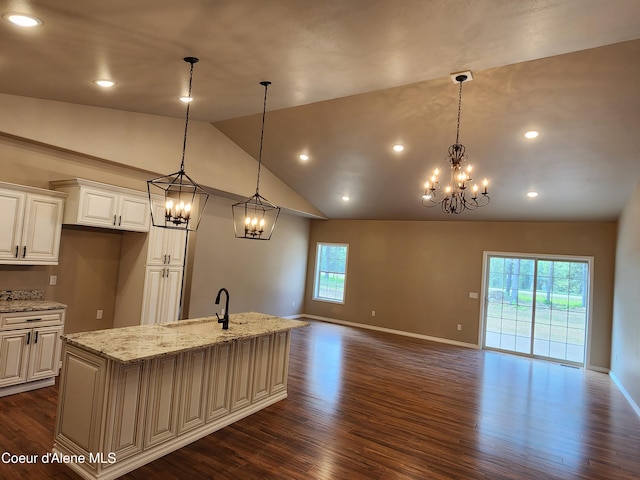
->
[457,324,462,331]
[49,275,57,286]
[469,292,478,299]
[371,310,376,317]
[96,309,103,320]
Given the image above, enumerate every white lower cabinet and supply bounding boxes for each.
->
[140,266,183,325]
[0,309,65,395]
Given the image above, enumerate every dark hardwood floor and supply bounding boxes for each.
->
[1,319,639,479]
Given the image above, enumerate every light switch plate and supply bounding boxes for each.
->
[49,275,57,286]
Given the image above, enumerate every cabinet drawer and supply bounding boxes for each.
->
[1,309,64,329]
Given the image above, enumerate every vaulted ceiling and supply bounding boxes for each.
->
[2,0,640,221]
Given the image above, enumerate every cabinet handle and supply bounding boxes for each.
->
[113,214,117,225]
[168,255,171,263]
[34,331,39,343]
[26,331,31,344]
[118,215,122,226]
[161,268,165,278]
[26,318,42,322]
[164,254,167,264]
[22,246,26,258]
[14,245,18,258]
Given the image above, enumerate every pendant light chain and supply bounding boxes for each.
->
[180,59,197,173]
[455,79,463,145]
[256,81,270,195]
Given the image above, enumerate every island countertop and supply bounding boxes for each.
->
[62,312,308,364]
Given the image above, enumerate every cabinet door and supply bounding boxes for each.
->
[147,200,187,266]
[270,331,290,394]
[144,355,180,448]
[252,334,273,402]
[165,229,187,266]
[0,189,25,261]
[140,267,164,325]
[178,349,208,433]
[140,267,183,325]
[79,187,118,227]
[21,194,64,264]
[206,342,233,421]
[104,361,147,462]
[27,325,62,381]
[162,267,183,323]
[118,194,149,232]
[230,338,254,412]
[0,330,29,387]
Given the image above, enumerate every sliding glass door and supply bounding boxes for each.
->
[483,254,591,366]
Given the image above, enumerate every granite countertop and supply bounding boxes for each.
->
[0,300,68,313]
[62,312,308,364]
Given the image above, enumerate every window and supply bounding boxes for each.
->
[313,243,348,303]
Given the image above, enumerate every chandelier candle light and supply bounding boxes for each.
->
[147,57,209,231]
[422,71,490,214]
[232,81,281,240]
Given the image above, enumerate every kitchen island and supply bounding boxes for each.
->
[53,313,307,480]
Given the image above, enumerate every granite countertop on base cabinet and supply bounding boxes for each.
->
[63,312,308,364]
[0,300,68,313]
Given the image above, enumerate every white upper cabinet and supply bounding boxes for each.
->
[51,178,150,232]
[0,183,65,265]
[147,198,187,266]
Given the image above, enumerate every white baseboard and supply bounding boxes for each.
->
[609,370,640,417]
[0,377,55,398]
[301,314,479,350]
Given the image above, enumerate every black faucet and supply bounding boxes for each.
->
[215,288,230,330]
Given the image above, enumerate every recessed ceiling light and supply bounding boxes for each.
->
[299,154,309,161]
[392,144,405,152]
[94,80,115,88]
[527,191,539,198]
[3,13,42,27]
[342,195,350,202]
[524,130,539,139]
[179,96,193,103]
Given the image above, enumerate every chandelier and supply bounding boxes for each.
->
[232,81,281,240]
[147,57,209,231]
[422,71,490,214]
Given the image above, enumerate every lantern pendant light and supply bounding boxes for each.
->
[147,57,209,231]
[232,81,281,240]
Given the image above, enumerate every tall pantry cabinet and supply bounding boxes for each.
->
[140,199,188,325]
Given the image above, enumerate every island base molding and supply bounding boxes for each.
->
[54,327,294,480]
[53,392,286,480]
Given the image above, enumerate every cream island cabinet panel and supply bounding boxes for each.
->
[54,313,307,480]
[0,307,66,397]
[51,178,150,232]
[0,183,65,265]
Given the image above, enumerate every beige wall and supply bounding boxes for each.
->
[305,220,617,369]
[611,179,640,408]
[188,195,310,319]
[0,93,324,218]
[0,227,123,334]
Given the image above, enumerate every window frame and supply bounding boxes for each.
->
[312,242,349,304]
